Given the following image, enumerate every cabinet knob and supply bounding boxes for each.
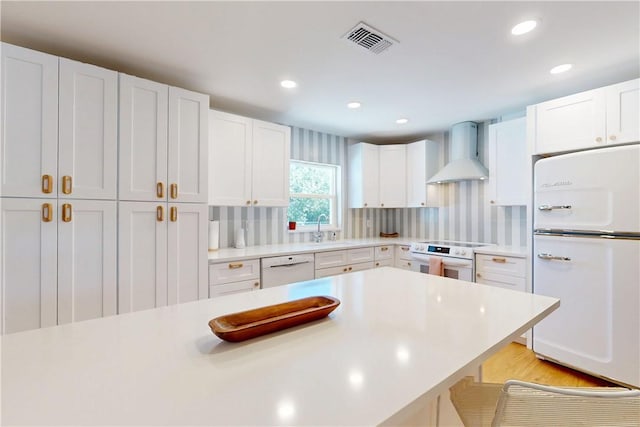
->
[343,268,348,272]
[170,206,177,222]
[348,267,353,271]
[407,262,411,266]
[253,200,258,205]
[156,205,164,222]
[595,137,603,143]
[380,203,384,207]
[41,203,53,222]
[246,200,251,205]
[62,203,72,222]
[364,203,368,207]
[157,182,165,198]
[375,262,380,266]
[41,174,53,194]
[476,273,482,278]
[609,135,617,141]
[62,175,73,195]
[490,200,495,204]
[170,183,178,199]
[253,282,260,288]
[421,202,425,206]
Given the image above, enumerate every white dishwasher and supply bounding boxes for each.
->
[261,254,315,288]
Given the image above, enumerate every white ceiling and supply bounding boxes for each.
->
[1,1,639,143]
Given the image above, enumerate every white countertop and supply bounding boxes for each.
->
[208,237,415,262]
[1,268,558,426]
[473,245,528,258]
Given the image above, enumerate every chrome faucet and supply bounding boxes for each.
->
[313,214,328,243]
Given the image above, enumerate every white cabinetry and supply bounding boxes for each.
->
[488,118,527,206]
[209,259,261,297]
[407,139,443,208]
[209,110,290,207]
[119,75,208,203]
[531,78,639,155]
[395,245,414,270]
[374,245,394,268]
[119,202,208,313]
[378,145,407,208]
[348,142,380,208]
[475,254,525,292]
[314,247,374,278]
[1,43,58,198]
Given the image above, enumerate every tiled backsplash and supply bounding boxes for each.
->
[210,124,526,248]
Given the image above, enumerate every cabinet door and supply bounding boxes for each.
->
[379,145,407,207]
[118,201,168,313]
[208,110,253,206]
[347,246,374,264]
[167,203,208,305]
[251,119,290,207]
[119,74,168,202]
[57,200,117,324]
[59,58,118,200]
[488,118,527,206]
[168,87,209,203]
[406,140,426,207]
[534,88,606,154]
[1,198,57,334]
[209,280,260,298]
[1,43,58,198]
[606,79,639,145]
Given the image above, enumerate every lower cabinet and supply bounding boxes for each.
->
[315,247,375,278]
[374,244,394,268]
[475,254,525,292]
[209,259,260,298]
[395,245,414,271]
[1,197,116,334]
[118,201,207,313]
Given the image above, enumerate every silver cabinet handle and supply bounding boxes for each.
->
[538,205,572,211]
[537,253,571,261]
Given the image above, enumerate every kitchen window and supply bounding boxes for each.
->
[288,160,340,230]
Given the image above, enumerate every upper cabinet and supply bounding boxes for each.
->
[531,78,639,155]
[488,118,527,206]
[406,139,442,208]
[378,145,407,208]
[209,110,290,207]
[1,43,119,200]
[348,142,380,208]
[119,75,208,203]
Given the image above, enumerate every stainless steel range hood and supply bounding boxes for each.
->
[427,121,488,184]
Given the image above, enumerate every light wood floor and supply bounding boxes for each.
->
[482,343,614,387]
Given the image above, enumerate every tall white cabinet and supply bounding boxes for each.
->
[1,43,209,333]
[1,43,118,333]
[118,74,209,313]
[487,117,527,206]
[208,110,290,207]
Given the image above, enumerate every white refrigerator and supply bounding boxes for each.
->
[533,144,640,387]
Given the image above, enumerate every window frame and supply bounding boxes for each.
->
[288,159,341,232]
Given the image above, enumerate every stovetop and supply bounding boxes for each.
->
[409,240,491,259]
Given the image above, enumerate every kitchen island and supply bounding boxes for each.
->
[1,268,558,426]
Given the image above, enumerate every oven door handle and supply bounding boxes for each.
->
[409,252,471,267]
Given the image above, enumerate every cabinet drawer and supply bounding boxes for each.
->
[396,245,412,261]
[315,250,348,269]
[209,259,260,285]
[375,245,393,260]
[315,265,348,279]
[476,272,525,293]
[209,279,260,298]
[347,247,374,264]
[350,261,374,272]
[475,254,525,278]
[374,258,394,268]
[395,259,413,270]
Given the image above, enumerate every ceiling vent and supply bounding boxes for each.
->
[343,22,397,54]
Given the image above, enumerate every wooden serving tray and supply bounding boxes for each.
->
[208,296,340,342]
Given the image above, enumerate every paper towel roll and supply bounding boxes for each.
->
[208,220,219,251]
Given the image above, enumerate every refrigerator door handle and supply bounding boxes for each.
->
[538,205,572,211]
[537,253,572,261]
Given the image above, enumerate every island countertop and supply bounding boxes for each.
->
[1,268,559,426]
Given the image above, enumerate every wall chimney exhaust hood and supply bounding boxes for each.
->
[427,121,488,184]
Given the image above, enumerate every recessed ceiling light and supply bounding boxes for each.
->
[347,101,361,109]
[280,80,297,89]
[511,20,537,36]
[550,64,573,74]
[396,118,409,124]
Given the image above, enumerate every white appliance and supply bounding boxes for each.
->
[533,144,640,387]
[427,121,489,183]
[261,254,315,288]
[409,241,489,281]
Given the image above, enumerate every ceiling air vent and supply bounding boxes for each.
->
[343,22,397,54]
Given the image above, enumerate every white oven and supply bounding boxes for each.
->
[409,241,489,282]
